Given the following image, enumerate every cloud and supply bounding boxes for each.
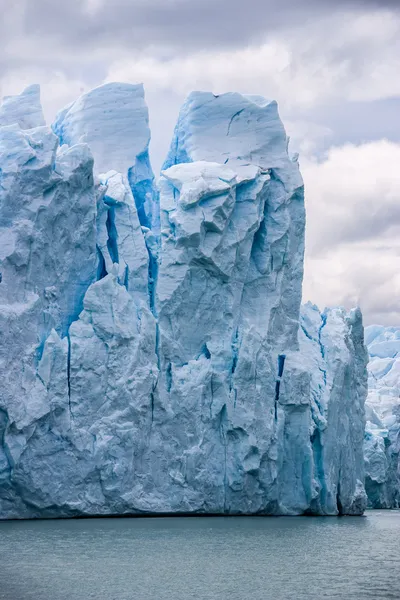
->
[303,140,400,253]
[306,97,400,152]
[0,0,399,91]
[4,0,397,60]
[302,140,400,324]
[105,10,400,109]
[3,5,400,128]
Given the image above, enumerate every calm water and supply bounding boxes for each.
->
[0,511,399,600]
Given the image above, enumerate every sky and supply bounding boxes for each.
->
[1,0,400,325]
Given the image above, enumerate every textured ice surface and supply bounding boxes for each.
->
[299,303,368,515]
[364,326,400,508]
[53,82,159,235]
[0,85,368,518]
[0,84,45,130]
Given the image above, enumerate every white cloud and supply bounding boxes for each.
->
[302,140,400,325]
[106,10,400,110]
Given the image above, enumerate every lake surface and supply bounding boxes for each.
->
[0,511,399,600]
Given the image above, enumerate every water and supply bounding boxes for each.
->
[0,511,399,600]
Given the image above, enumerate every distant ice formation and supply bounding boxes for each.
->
[364,326,400,508]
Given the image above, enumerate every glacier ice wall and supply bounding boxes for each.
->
[364,326,400,508]
[0,84,368,518]
[300,303,368,515]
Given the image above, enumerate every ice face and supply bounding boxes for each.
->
[97,170,150,305]
[299,303,368,515]
[364,325,400,508]
[53,82,159,235]
[0,84,368,518]
[163,92,289,172]
[0,107,99,515]
[0,84,45,130]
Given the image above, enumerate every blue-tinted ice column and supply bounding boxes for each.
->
[53,82,159,237]
[53,83,159,313]
[46,83,160,514]
[300,303,368,515]
[1,83,160,517]
[0,87,98,517]
[156,92,307,513]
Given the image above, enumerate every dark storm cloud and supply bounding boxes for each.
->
[2,0,398,57]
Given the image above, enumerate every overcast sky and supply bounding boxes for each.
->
[1,0,400,325]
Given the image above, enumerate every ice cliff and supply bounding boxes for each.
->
[364,326,400,508]
[0,84,368,518]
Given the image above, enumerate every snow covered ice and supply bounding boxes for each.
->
[0,84,368,518]
[364,325,400,508]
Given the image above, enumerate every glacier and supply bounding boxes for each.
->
[0,83,368,518]
[364,326,400,508]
